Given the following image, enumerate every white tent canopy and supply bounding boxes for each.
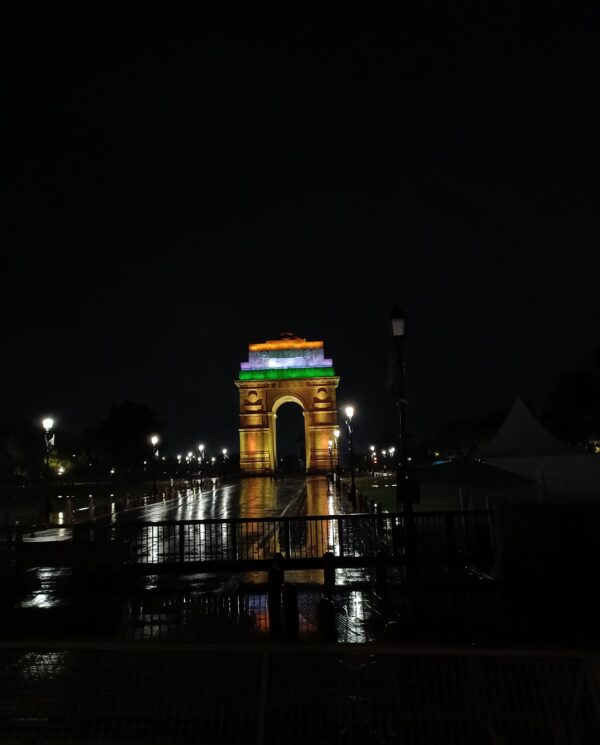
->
[479,398,579,458]
[479,398,600,502]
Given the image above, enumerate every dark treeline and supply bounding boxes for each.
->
[0,402,167,485]
[425,347,600,460]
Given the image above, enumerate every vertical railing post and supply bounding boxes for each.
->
[178,522,185,564]
[282,582,299,641]
[375,503,383,536]
[391,516,401,557]
[268,558,284,638]
[283,519,291,559]
[323,551,335,596]
[317,596,336,641]
[230,519,237,561]
[337,517,344,558]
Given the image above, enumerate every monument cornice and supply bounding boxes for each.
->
[235,376,340,389]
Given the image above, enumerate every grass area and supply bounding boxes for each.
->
[354,474,461,512]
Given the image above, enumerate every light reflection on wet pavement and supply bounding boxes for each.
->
[3,477,499,646]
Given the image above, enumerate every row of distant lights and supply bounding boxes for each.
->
[148,436,228,466]
[41,419,229,472]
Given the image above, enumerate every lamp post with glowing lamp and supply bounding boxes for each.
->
[186,451,193,487]
[344,406,356,499]
[221,448,228,480]
[198,444,205,488]
[333,428,341,483]
[42,417,54,523]
[328,439,334,480]
[150,435,160,497]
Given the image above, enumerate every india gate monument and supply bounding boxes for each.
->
[235,333,340,475]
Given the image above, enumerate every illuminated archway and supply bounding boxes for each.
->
[235,334,340,475]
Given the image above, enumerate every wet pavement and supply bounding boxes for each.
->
[4,477,405,645]
[5,476,588,649]
[118,476,311,522]
[3,477,600,742]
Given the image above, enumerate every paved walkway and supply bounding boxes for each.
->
[23,476,355,541]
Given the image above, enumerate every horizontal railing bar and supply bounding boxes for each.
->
[111,510,493,528]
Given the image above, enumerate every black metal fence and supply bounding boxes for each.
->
[1,510,494,572]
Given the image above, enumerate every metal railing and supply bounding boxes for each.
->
[1,510,495,572]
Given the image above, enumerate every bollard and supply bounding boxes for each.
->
[273,551,285,578]
[323,551,335,595]
[375,550,388,591]
[65,497,74,525]
[282,582,299,641]
[317,596,337,642]
[268,560,284,638]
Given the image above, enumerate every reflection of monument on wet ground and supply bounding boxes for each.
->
[235,333,339,475]
[238,477,278,518]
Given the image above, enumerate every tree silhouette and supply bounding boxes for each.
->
[88,401,166,472]
[543,348,600,450]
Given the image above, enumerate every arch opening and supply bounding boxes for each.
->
[274,401,306,475]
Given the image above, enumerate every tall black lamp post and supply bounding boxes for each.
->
[150,434,160,497]
[221,448,228,480]
[328,439,334,480]
[186,451,194,487]
[390,306,415,557]
[344,406,356,499]
[42,417,54,523]
[198,443,205,489]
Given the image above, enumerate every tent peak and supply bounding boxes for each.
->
[479,397,579,458]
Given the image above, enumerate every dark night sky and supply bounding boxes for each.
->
[4,5,599,455]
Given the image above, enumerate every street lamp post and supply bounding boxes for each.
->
[198,444,205,489]
[333,428,341,483]
[344,406,356,500]
[221,448,228,480]
[390,305,415,561]
[41,417,54,523]
[150,435,160,497]
[186,451,193,487]
[370,445,376,475]
[328,439,334,480]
